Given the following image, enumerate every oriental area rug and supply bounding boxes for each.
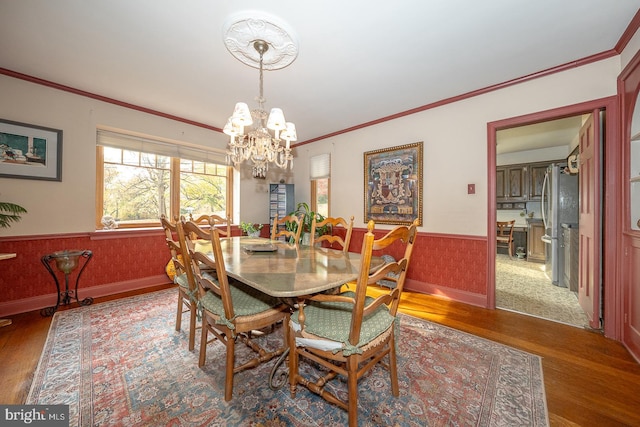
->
[27,289,549,426]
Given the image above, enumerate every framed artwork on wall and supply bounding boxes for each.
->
[0,118,62,181]
[364,141,423,226]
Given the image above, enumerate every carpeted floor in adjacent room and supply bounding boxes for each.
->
[496,254,589,328]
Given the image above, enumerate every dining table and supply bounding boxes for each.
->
[197,236,385,298]
[195,236,385,389]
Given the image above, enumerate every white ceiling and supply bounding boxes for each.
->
[1,1,639,148]
[496,115,586,154]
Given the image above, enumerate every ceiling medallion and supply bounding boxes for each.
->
[222,12,298,178]
[223,12,299,70]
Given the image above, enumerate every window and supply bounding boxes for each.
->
[96,130,231,229]
[311,178,330,217]
[310,153,331,217]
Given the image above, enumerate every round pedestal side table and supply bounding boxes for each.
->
[41,249,94,316]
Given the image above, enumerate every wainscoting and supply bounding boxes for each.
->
[0,227,489,316]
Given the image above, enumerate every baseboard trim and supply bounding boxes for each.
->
[404,278,488,308]
[0,275,172,317]
[2,275,489,316]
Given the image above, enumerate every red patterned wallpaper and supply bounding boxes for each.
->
[0,231,169,302]
[0,228,488,315]
[349,228,487,295]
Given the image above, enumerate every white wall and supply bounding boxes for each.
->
[622,26,640,70]
[0,75,250,236]
[293,57,621,236]
[0,54,625,237]
[497,146,569,166]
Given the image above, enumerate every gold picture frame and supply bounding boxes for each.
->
[364,141,423,225]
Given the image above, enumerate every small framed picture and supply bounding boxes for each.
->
[0,118,62,181]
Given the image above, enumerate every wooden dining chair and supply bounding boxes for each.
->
[271,213,303,244]
[189,213,232,238]
[178,217,289,401]
[288,219,419,427]
[160,215,198,350]
[497,220,516,258]
[310,215,354,253]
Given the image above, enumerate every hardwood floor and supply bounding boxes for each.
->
[1,284,639,426]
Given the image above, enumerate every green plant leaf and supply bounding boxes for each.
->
[286,201,329,240]
[0,202,27,229]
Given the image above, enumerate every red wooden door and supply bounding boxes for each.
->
[578,112,601,329]
[620,51,640,360]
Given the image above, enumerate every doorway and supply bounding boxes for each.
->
[494,115,590,327]
[487,98,619,332]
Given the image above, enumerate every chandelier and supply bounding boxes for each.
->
[222,14,298,179]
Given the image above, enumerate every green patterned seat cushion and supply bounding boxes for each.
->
[174,272,189,289]
[291,291,394,349]
[199,276,281,317]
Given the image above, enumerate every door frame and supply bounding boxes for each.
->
[486,95,621,339]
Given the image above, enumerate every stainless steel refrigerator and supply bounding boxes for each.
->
[541,163,579,286]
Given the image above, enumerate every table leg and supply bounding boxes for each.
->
[41,255,62,316]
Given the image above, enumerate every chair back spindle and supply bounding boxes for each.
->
[310,215,354,253]
[271,213,303,244]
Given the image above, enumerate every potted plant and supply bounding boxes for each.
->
[0,201,27,229]
[287,202,329,244]
[240,221,263,237]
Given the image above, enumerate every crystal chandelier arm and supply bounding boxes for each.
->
[281,122,297,149]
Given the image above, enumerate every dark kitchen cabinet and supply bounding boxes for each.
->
[496,168,506,201]
[528,163,549,200]
[527,220,545,262]
[496,160,562,206]
[496,165,527,202]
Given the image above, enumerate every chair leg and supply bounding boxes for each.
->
[188,301,197,351]
[198,318,208,367]
[389,335,399,397]
[347,356,359,427]
[225,333,235,401]
[288,321,298,398]
[175,291,183,332]
[509,241,513,258]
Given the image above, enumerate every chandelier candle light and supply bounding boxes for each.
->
[223,14,298,179]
